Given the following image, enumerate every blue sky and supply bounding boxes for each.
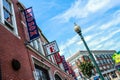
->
[19,0,120,59]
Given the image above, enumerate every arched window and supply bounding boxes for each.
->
[55,74,62,80]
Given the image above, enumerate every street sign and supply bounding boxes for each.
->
[44,40,59,56]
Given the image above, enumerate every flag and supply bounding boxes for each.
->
[67,63,75,77]
[54,53,62,64]
[24,7,40,41]
[61,55,69,71]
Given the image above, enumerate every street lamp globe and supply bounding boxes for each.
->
[74,23,81,33]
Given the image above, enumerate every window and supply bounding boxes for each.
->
[0,0,18,35]
[55,74,62,80]
[103,59,107,64]
[111,71,117,78]
[77,76,81,80]
[104,55,108,59]
[71,62,76,67]
[99,66,102,70]
[96,55,100,59]
[35,64,50,80]
[99,60,103,65]
[3,0,12,24]
[109,54,112,58]
[97,61,101,66]
[83,55,90,61]
[107,59,110,64]
[74,68,79,73]
[30,38,44,55]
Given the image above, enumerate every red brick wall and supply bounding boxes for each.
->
[0,25,34,80]
[0,0,34,79]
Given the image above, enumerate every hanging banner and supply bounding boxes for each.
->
[67,62,75,77]
[44,40,59,56]
[24,7,40,41]
[68,66,72,74]
[61,55,69,71]
[54,53,62,64]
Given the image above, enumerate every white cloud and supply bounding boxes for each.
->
[89,28,120,46]
[66,35,79,46]
[85,10,120,50]
[109,39,120,51]
[59,29,99,55]
[83,25,96,33]
[95,44,103,50]
[76,41,82,45]
[75,34,97,48]
[59,35,79,54]
[86,0,110,13]
[85,32,100,41]
[51,0,83,23]
[50,0,120,23]
[93,39,116,50]
[98,38,120,51]
[100,16,120,30]
[113,10,120,18]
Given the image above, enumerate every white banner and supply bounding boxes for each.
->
[44,41,59,56]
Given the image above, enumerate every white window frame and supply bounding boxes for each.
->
[30,38,45,56]
[74,68,79,73]
[0,0,18,36]
[71,62,76,66]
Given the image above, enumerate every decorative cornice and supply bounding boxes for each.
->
[67,50,116,62]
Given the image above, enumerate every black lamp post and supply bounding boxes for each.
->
[74,23,104,80]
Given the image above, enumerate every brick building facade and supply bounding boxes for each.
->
[67,50,120,80]
[0,0,73,80]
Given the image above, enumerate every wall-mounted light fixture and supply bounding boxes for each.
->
[11,59,21,71]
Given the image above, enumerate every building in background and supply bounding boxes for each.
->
[0,0,73,80]
[67,50,120,80]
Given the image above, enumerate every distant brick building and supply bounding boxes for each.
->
[67,50,120,80]
[0,0,73,80]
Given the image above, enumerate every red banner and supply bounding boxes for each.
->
[67,62,72,74]
[54,53,62,64]
[61,55,69,71]
[67,62,76,77]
